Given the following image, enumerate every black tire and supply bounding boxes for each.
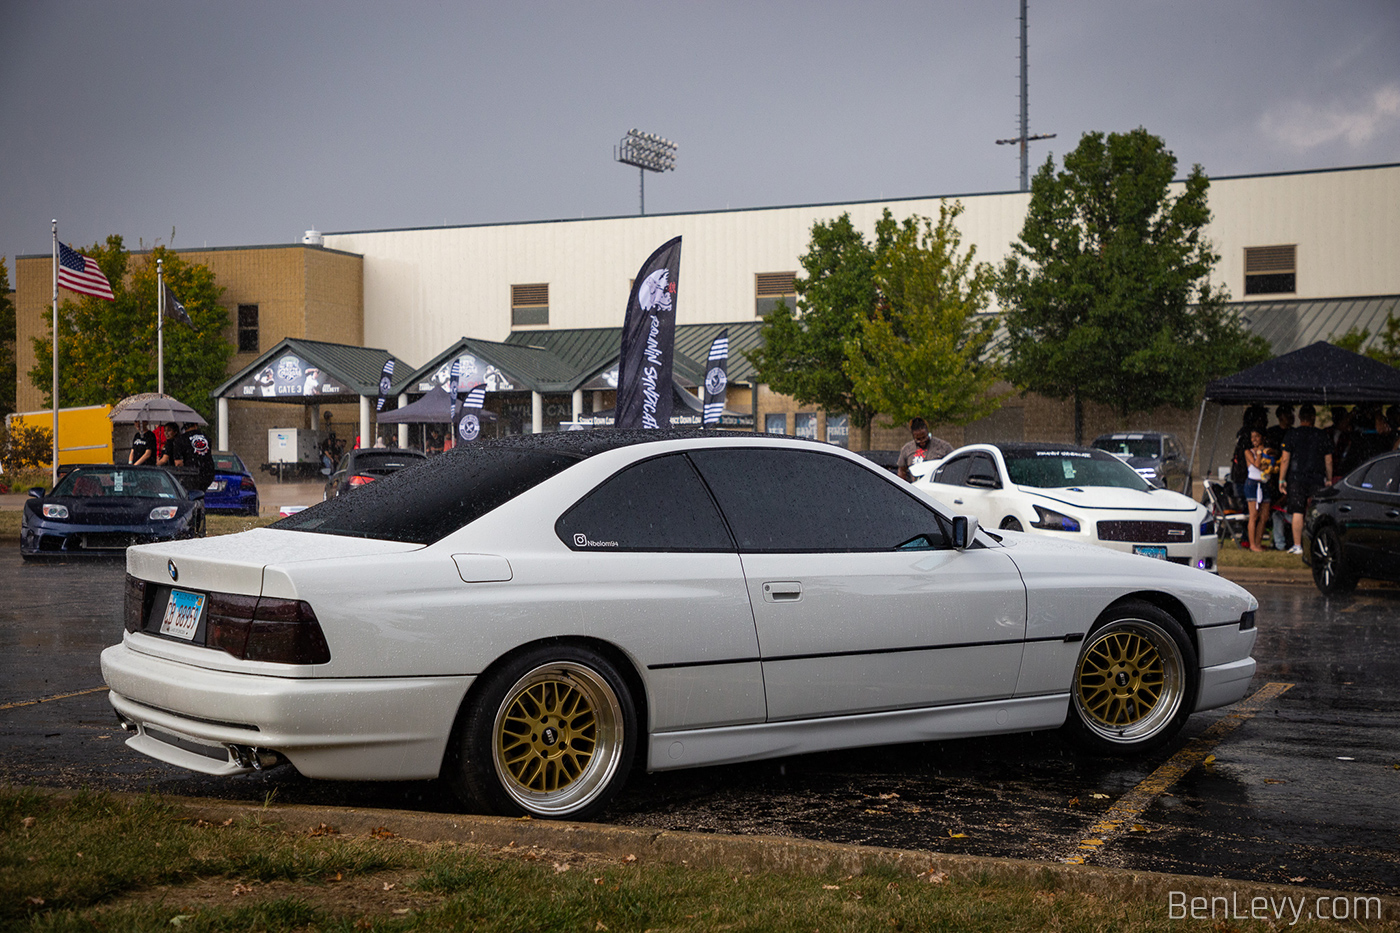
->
[1310,525,1358,596]
[1000,516,1024,532]
[446,644,636,820]
[1062,601,1197,755]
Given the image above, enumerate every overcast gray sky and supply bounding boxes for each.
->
[3,0,1398,262]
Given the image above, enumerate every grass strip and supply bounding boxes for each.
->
[4,787,1393,931]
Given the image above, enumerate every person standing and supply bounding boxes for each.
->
[1243,429,1269,552]
[176,422,216,492]
[156,422,183,466]
[1278,404,1333,556]
[128,420,157,465]
[896,418,953,482]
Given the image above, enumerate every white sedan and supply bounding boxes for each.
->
[913,442,1220,572]
[102,432,1254,820]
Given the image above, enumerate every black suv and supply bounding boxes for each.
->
[1091,432,1190,494]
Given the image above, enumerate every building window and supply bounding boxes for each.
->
[512,283,549,326]
[237,304,259,353]
[764,413,787,434]
[1244,245,1296,295]
[755,272,797,317]
[794,412,818,440]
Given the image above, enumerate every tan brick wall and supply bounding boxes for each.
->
[12,245,363,415]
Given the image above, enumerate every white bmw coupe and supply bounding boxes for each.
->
[102,431,1255,820]
[914,442,1220,573]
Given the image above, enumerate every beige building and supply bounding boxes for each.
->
[11,162,1400,470]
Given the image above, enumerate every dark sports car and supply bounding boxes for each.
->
[323,448,427,500]
[1303,450,1400,594]
[203,452,260,515]
[21,465,206,559]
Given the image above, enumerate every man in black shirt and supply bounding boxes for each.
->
[1279,404,1333,556]
[128,420,157,465]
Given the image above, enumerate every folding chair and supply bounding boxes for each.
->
[1202,479,1249,542]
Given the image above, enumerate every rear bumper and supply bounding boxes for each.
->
[101,642,472,780]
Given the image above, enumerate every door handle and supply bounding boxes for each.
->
[1338,505,1352,513]
[1386,510,1400,519]
[763,581,802,602]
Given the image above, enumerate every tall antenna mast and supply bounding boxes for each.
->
[996,0,1055,191]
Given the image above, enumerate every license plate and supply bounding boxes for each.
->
[1133,545,1168,560]
[208,480,225,492]
[160,589,206,640]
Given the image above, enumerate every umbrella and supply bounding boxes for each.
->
[108,393,208,425]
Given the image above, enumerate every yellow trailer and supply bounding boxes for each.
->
[6,405,115,467]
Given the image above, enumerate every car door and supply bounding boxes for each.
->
[1344,455,1400,578]
[688,447,1027,722]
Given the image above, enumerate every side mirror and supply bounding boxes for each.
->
[188,490,205,501]
[28,487,46,499]
[951,515,980,550]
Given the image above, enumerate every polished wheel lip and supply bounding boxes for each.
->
[492,661,624,816]
[1073,618,1184,744]
[1311,528,1343,591]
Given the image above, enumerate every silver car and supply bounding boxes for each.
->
[102,431,1257,820]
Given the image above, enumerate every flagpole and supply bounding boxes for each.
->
[50,221,59,485]
[157,259,165,396]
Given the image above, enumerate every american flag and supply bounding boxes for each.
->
[57,242,115,300]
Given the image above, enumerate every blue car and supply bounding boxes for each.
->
[21,464,205,559]
[204,451,260,515]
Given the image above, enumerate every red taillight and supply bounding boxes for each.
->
[243,597,331,665]
[348,474,376,486]
[204,593,330,664]
[240,476,257,491]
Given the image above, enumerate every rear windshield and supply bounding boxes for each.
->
[213,454,245,473]
[273,444,581,544]
[1004,448,1151,491]
[349,451,425,472]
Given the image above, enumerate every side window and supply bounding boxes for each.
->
[689,448,948,552]
[966,454,1001,489]
[934,455,972,486]
[1360,457,1400,494]
[556,454,733,552]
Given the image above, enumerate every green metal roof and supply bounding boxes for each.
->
[503,321,765,389]
[1229,295,1400,356]
[401,337,581,394]
[211,338,412,400]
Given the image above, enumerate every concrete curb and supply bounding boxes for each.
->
[48,788,1397,924]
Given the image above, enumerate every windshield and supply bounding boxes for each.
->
[1093,436,1162,459]
[54,467,183,499]
[1004,449,1153,491]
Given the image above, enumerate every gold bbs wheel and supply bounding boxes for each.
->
[1071,614,1189,748]
[491,660,627,816]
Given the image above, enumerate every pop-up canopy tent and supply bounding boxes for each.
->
[376,386,497,424]
[1189,341,1400,486]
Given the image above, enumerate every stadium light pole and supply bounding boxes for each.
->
[614,129,677,216]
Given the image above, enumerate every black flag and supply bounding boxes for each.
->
[374,359,395,412]
[453,384,488,445]
[617,236,681,429]
[702,329,729,426]
[163,286,195,329]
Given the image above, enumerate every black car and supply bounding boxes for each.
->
[1303,451,1400,594]
[323,447,428,499]
[20,464,206,559]
[1091,431,1191,493]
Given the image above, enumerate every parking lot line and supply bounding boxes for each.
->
[1062,681,1294,866]
[0,685,110,712]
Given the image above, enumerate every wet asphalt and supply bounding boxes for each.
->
[1,547,1396,896]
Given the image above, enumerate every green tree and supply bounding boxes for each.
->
[997,128,1270,442]
[0,256,15,419]
[1332,312,1400,367]
[846,202,1006,428]
[29,237,232,421]
[748,213,886,448]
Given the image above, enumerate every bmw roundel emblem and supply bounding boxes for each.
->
[168,560,179,582]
